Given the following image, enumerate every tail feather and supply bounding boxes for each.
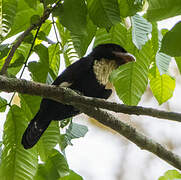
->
[21,111,51,149]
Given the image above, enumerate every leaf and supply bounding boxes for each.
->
[56,21,79,66]
[0,105,38,180]
[147,0,181,21]
[36,20,52,44]
[25,0,38,9]
[7,0,43,38]
[118,0,144,17]
[28,44,50,83]
[131,14,152,49]
[38,121,60,162]
[20,94,41,120]
[0,96,7,112]
[0,44,10,59]
[151,26,171,75]
[160,21,181,57]
[151,22,159,57]
[110,42,151,105]
[87,0,121,30]
[0,0,17,40]
[66,122,88,140]
[94,23,129,48]
[34,149,69,180]
[54,0,87,34]
[71,16,97,57]
[48,44,60,77]
[156,52,171,75]
[159,170,181,180]
[59,122,88,151]
[149,67,175,105]
[60,170,83,180]
[175,57,181,74]
[7,43,31,76]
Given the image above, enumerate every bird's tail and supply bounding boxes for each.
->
[21,111,51,149]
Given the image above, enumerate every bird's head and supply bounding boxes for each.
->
[91,43,135,66]
[91,43,135,86]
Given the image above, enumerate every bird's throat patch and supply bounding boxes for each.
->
[93,59,118,86]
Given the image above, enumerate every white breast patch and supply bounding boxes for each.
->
[93,59,118,86]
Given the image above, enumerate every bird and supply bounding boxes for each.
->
[22,43,135,149]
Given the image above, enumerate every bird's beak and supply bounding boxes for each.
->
[113,51,136,63]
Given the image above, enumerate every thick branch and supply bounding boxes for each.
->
[0,1,61,75]
[0,75,181,122]
[1,75,181,169]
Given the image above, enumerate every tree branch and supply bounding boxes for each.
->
[0,75,181,122]
[0,75,181,169]
[75,103,181,170]
[0,1,62,75]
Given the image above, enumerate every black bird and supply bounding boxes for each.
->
[22,43,135,149]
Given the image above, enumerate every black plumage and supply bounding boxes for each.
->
[22,43,135,149]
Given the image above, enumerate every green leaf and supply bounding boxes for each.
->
[110,41,151,105]
[149,67,175,105]
[34,149,69,180]
[0,44,10,59]
[0,105,38,180]
[20,94,41,120]
[175,57,181,74]
[156,52,171,75]
[29,43,59,83]
[7,43,31,76]
[54,0,87,34]
[60,170,83,180]
[66,122,88,140]
[147,0,181,21]
[151,25,171,75]
[30,15,41,25]
[159,170,181,180]
[71,16,97,57]
[131,14,152,49]
[151,22,159,57]
[1,0,17,40]
[0,96,7,112]
[36,20,52,43]
[48,44,60,77]
[38,121,60,162]
[160,21,181,57]
[25,0,38,9]
[118,0,144,17]
[28,44,49,83]
[59,122,88,151]
[94,23,129,48]
[87,0,121,30]
[7,0,43,38]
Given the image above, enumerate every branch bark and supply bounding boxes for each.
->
[0,75,181,170]
[1,75,181,123]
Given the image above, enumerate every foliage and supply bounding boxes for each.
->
[158,170,181,180]
[0,0,181,179]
